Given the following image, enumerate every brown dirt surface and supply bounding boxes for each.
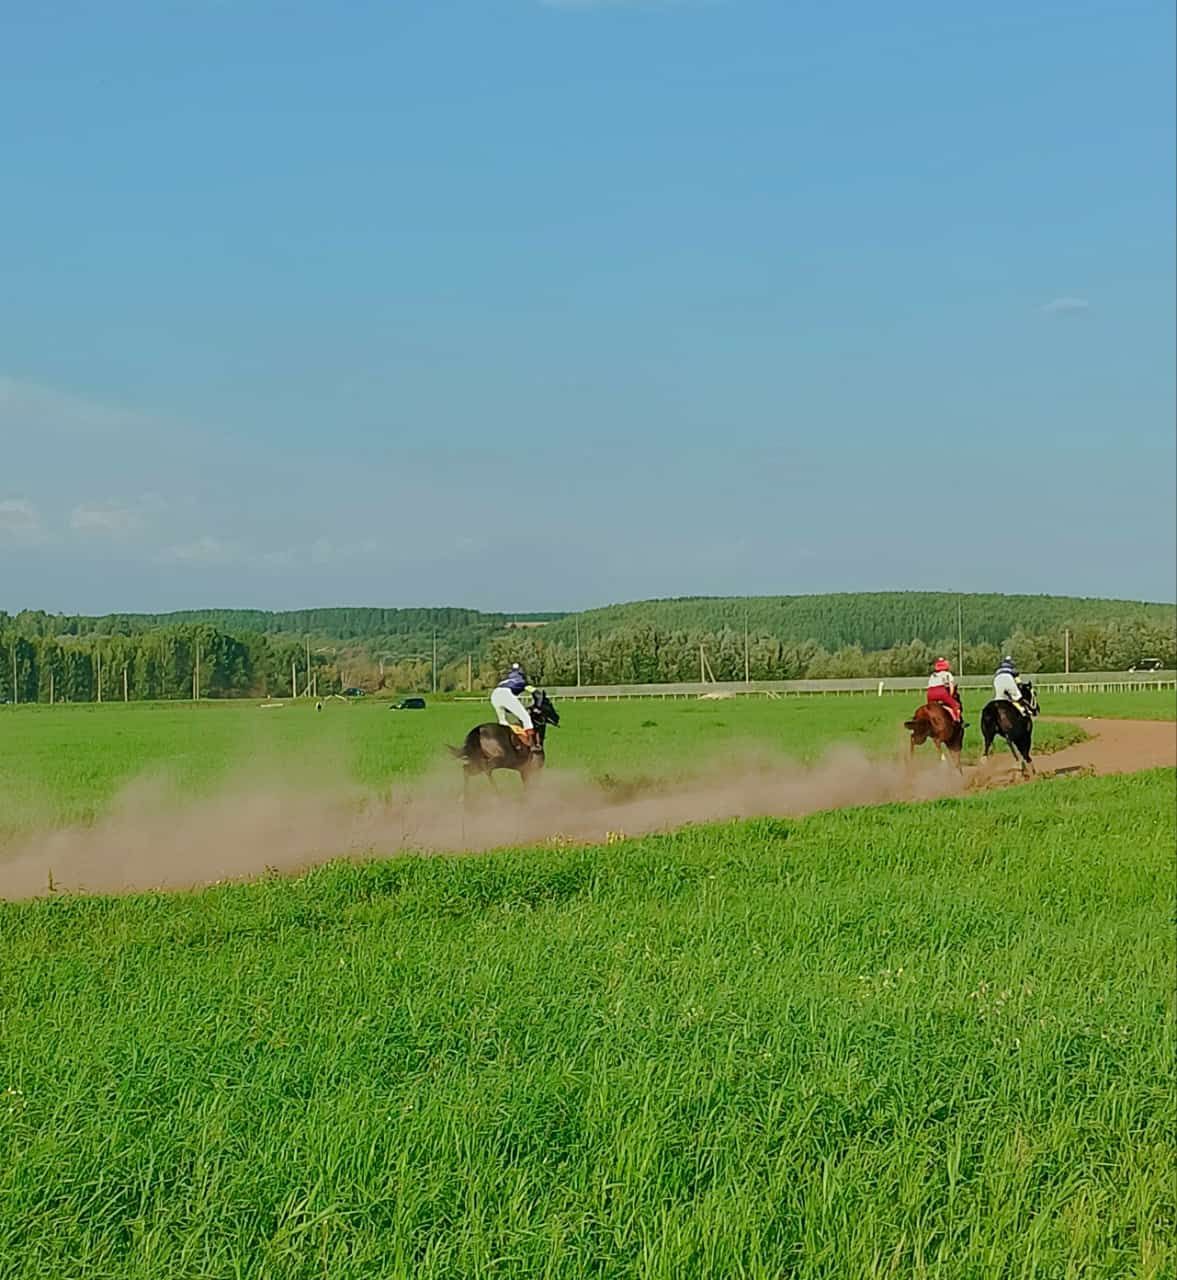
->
[2,720,1171,900]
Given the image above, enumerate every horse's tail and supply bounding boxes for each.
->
[447,744,468,760]
[903,719,919,731]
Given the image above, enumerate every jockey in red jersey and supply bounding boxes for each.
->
[926,657,964,723]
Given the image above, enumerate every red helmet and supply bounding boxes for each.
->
[934,658,951,672]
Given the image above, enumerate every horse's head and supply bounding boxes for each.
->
[531,689,559,728]
[1019,680,1040,716]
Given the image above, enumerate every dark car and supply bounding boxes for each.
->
[342,687,366,697]
[390,697,427,710]
[1128,658,1164,672]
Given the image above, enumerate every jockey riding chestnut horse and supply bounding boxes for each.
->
[925,657,965,725]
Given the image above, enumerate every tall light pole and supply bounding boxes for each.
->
[957,600,964,675]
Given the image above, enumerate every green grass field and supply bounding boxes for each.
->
[0,691,1172,1277]
[0,769,1172,1278]
[6,686,1168,842]
[1040,687,1177,720]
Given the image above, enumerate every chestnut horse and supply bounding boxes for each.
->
[904,700,965,771]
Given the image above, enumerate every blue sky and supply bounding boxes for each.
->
[2,0,1173,613]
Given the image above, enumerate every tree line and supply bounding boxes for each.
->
[487,618,1177,688]
[2,593,1173,702]
[2,615,1171,703]
[0,627,314,704]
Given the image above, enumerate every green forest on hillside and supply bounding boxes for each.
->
[542,592,1176,651]
[0,593,1173,700]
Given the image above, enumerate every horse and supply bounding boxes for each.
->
[449,690,560,790]
[980,681,1040,776]
[904,699,965,771]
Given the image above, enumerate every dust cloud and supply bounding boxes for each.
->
[0,747,969,901]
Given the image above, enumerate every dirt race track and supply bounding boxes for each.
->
[0,717,1171,900]
[977,717,1176,785]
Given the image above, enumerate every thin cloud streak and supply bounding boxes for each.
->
[1040,296,1090,315]
[0,498,48,547]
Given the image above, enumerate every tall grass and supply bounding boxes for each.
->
[0,770,1172,1278]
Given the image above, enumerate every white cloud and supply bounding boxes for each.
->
[0,374,156,440]
[257,548,299,570]
[157,535,308,572]
[157,535,240,566]
[71,501,146,536]
[0,498,47,546]
[1040,296,1090,315]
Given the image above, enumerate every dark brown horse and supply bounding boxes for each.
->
[449,690,560,790]
[904,700,965,771]
[981,681,1040,776]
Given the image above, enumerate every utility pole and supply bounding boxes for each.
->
[957,600,964,675]
[432,629,438,694]
[744,609,751,686]
[467,653,473,692]
[11,644,16,706]
[194,642,201,701]
[575,616,582,687]
[1064,628,1070,674]
[123,666,128,703]
[49,670,54,706]
[291,661,297,699]
[305,635,311,698]
[97,649,103,703]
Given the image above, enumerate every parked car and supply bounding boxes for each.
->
[1128,658,1164,672]
[390,697,427,710]
[342,687,366,697]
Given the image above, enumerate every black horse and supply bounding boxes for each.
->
[981,681,1040,775]
[449,690,560,789]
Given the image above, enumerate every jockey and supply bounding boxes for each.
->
[490,663,537,744]
[926,657,964,722]
[993,656,1030,717]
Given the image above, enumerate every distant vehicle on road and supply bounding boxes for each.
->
[390,697,427,710]
[1128,658,1164,672]
[342,687,366,697]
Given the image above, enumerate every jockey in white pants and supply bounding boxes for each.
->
[993,656,1029,716]
[490,663,535,740]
